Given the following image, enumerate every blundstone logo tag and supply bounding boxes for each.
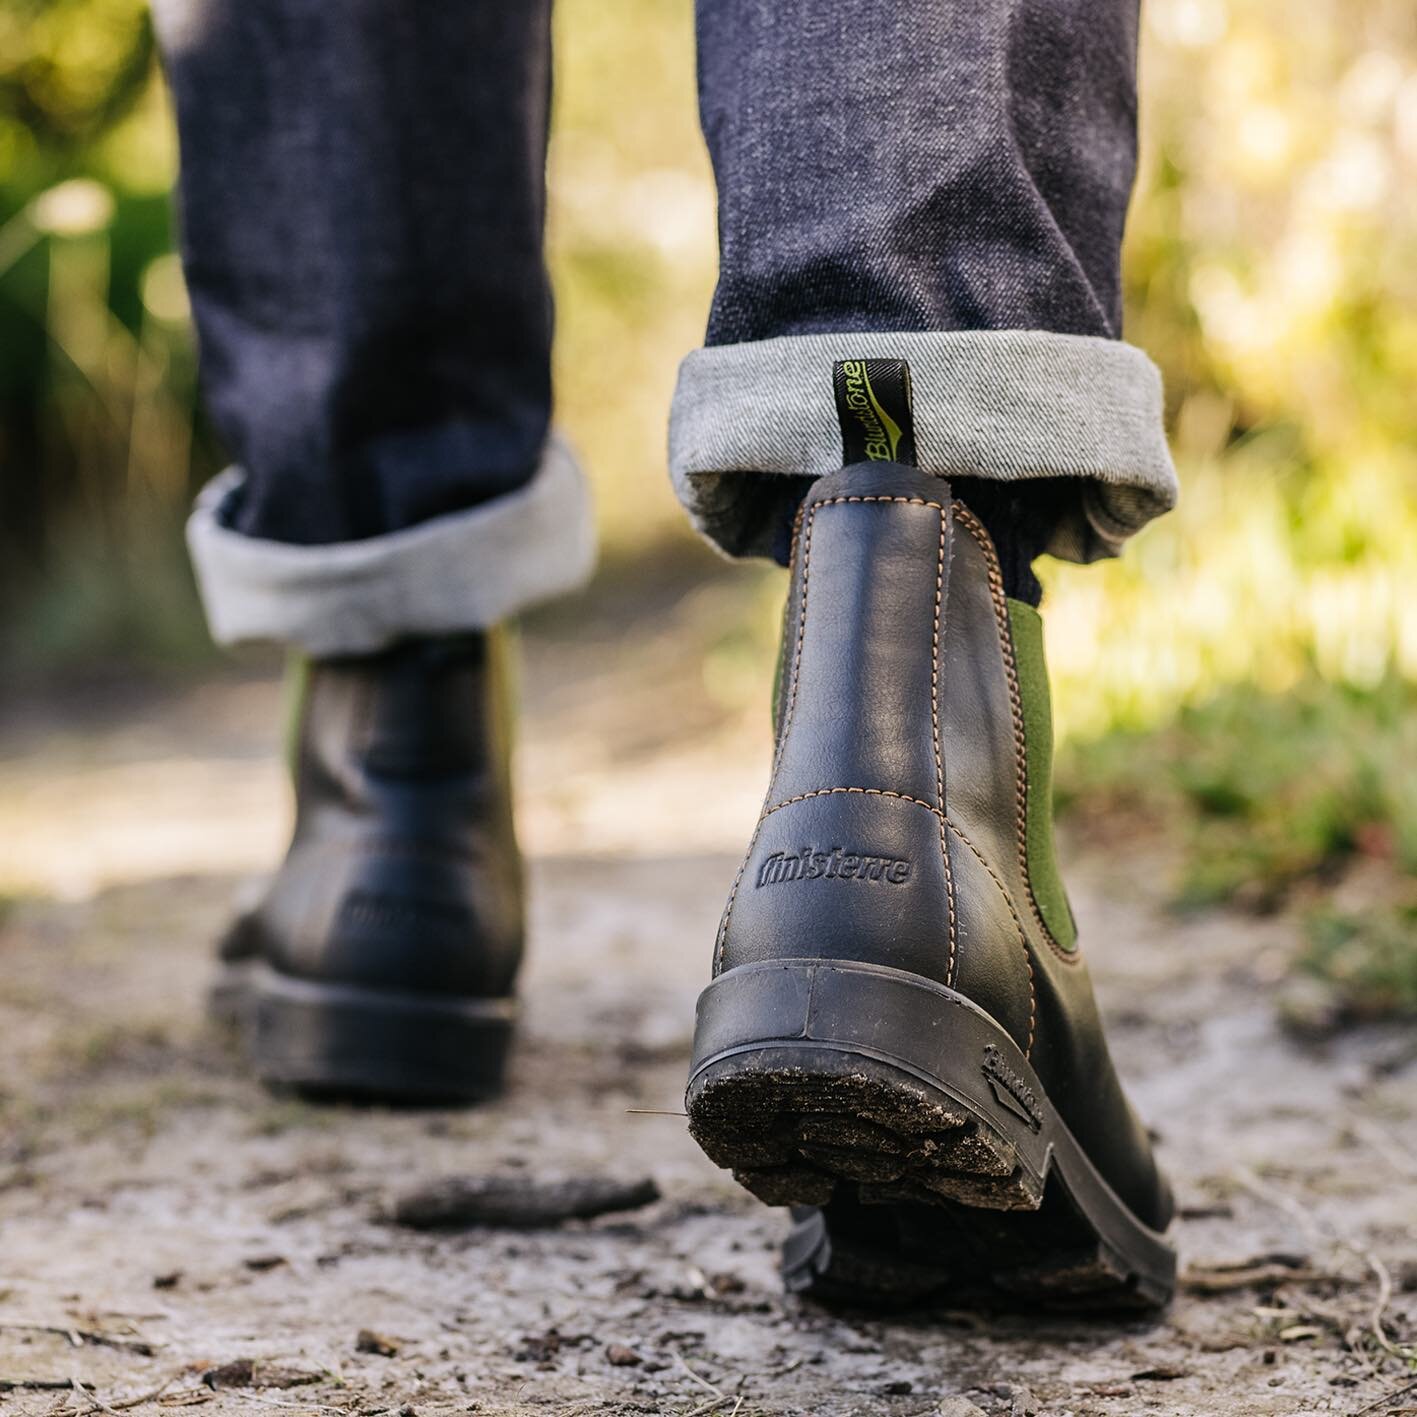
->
[755,846,913,889]
[981,1044,1044,1132]
[832,358,917,466]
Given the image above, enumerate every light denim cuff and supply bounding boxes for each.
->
[186,433,596,655]
[668,330,1178,563]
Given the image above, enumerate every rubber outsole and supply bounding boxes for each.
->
[211,962,515,1105]
[685,959,1175,1311]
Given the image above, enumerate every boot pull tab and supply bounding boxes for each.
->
[832,358,917,467]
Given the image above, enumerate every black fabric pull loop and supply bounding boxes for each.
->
[832,358,917,467]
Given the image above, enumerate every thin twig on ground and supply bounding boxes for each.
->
[0,1377,91,1392]
[1349,1117,1417,1181]
[1182,1262,1334,1294]
[224,1391,351,1414]
[683,1399,731,1417]
[1233,1167,1415,1365]
[67,1374,179,1415]
[672,1348,727,1401]
[0,1321,157,1354]
[74,1374,122,1415]
[1353,1375,1417,1416]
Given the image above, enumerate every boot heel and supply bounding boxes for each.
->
[686,960,1047,1213]
[685,959,1176,1310]
[248,965,516,1104]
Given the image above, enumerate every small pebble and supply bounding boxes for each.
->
[356,1328,399,1357]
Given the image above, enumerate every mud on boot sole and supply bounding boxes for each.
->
[685,959,1175,1311]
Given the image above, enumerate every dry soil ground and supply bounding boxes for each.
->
[1,571,1415,1416]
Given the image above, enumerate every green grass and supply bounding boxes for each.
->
[1300,904,1417,1023]
[1058,671,1417,1021]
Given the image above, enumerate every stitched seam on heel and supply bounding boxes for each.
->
[930,506,958,988]
[774,503,817,771]
[945,818,1038,1057]
[813,495,946,512]
[762,786,940,817]
[953,502,1082,969]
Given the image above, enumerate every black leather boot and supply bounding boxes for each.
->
[215,631,522,1103]
[685,463,1176,1308]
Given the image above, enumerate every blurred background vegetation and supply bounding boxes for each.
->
[0,0,1414,1017]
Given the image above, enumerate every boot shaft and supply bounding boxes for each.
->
[288,631,517,845]
[722,464,1074,1016]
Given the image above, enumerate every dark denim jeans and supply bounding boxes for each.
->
[162,0,1138,543]
[158,2,557,546]
[698,0,1139,346]
[163,0,1176,653]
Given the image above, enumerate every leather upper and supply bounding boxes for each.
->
[717,463,1172,1230]
[234,632,524,1000]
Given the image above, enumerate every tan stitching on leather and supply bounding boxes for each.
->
[771,501,808,740]
[753,787,1039,1056]
[775,502,818,768]
[762,785,943,817]
[945,818,1038,1057]
[813,495,948,511]
[952,501,1082,968]
[930,507,958,988]
[715,816,762,976]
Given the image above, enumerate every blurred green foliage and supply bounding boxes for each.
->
[0,0,199,669]
[0,0,1414,999]
[1047,0,1417,742]
[1045,0,1417,1016]
[1300,904,1417,1022]
[1059,674,1417,909]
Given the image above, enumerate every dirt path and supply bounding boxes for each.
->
[2,589,1415,1416]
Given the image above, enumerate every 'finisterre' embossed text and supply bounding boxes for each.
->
[756,847,912,889]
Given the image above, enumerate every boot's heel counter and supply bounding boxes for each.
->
[720,465,961,985]
[769,471,952,806]
[716,466,1040,1057]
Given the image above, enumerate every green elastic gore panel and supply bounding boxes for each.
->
[281,651,312,782]
[1006,598,1078,951]
[770,580,793,734]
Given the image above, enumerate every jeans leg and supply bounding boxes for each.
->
[670,0,1177,564]
[157,0,595,653]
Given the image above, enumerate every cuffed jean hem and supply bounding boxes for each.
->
[667,330,1178,564]
[186,434,597,656]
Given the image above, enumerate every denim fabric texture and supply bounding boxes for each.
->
[161,0,1174,651]
[696,0,1141,345]
[156,0,556,547]
[668,330,1174,565]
